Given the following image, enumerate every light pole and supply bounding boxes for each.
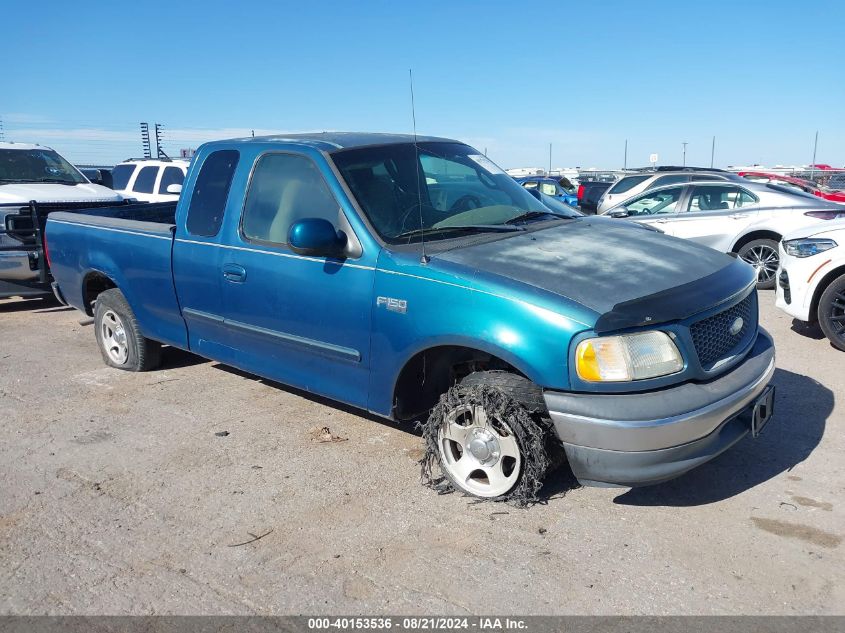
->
[682,142,688,167]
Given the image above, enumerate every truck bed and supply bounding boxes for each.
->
[46,203,186,349]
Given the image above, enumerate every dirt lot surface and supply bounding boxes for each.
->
[0,292,842,615]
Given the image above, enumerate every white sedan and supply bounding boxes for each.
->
[601,180,845,289]
[776,219,845,350]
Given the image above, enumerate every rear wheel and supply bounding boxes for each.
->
[94,288,161,371]
[738,239,779,289]
[817,275,845,351]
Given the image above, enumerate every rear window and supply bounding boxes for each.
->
[133,166,158,193]
[186,150,239,237]
[111,164,135,190]
[608,175,650,194]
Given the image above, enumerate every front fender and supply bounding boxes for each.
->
[367,259,591,417]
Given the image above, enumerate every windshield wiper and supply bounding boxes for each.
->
[33,178,79,184]
[504,210,564,224]
[395,224,522,240]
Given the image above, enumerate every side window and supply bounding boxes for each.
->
[607,174,651,194]
[687,185,757,212]
[650,174,689,189]
[624,186,684,216]
[132,166,158,193]
[186,150,239,237]
[521,181,539,190]
[241,153,339,246]
[539,182,558,195]
[158,166,185,193]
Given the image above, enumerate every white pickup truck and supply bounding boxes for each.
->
[0,142,125,299]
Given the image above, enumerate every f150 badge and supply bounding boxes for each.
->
[377,296,407,314]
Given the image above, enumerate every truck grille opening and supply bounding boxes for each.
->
[690,293,757,369]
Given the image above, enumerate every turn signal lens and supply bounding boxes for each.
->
[575,331,683,382]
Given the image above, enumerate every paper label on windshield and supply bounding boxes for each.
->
[467,154,506,175]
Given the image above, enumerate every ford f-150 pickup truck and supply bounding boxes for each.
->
[45,133,776,500]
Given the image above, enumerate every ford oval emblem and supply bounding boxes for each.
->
[729,317,744,336]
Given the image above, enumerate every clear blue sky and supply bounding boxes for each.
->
[2,0,843,168]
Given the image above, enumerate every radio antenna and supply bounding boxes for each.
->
[409,68,429,264]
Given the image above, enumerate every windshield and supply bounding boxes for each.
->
[0,148,87,184]
[332,142,553,243]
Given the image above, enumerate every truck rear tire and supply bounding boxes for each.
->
[420,371,551,504]
[817,274,845,351]
[94,288,161,371]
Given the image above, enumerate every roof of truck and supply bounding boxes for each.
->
[233,131,459,151]
[0,142,50,151]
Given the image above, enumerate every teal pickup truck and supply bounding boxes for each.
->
[45,133,776,501]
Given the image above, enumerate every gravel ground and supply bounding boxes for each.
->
[0,292,842,615]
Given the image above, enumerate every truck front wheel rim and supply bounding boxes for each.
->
[101,309,129,365]
[437,404,521,497]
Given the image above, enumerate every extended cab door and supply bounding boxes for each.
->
[217,151,374,409]
[172,149,242,361]
[664,184,760,252]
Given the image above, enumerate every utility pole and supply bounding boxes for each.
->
[548,143,552,175]
[810,131,819,183]
[140,122,151,158]
[710,136,715,168]
[623,139,628,170]
[682,142,688,167]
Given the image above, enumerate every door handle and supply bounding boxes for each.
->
[222,263,247,282]
[729,214,745,219]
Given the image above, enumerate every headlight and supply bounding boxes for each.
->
[783,238,838,258]
[575,331,683,382]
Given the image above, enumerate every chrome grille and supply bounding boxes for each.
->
[690,293,756,369]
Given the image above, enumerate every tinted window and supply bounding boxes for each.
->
[111,164,135,190]
[687,185,757,212]
[607,174,650,194]
[186,150,239,237]
[133,166,158,193]
[158,166,184,193]
[241,153,338,245]
[624,186,684,216]
[651,175,689,188]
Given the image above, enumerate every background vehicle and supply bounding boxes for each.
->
[739,171,845,203]
[596,167,744,214]
[576,180,613,213]
[601,180,845,289]
[0,142,125,298]
[776,219,845,350]
[514,176,578,205]
[46,132,775,499]
[78,167,113,189]
[111,158,189,203]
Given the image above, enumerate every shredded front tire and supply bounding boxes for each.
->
[419,381,550,506]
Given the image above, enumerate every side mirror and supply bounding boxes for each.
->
[609,209,629,218]
[288,218,347,258]
[166,184,183,194]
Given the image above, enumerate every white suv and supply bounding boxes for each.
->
[111,158,189,203]
[776,219,845,350]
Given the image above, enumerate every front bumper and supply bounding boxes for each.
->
[0,250,38,281]
[544,329,775,487]
[774,245,823,323]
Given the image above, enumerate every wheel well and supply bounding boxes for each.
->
[809,264,845,324]
[81,272,117,315]
[732,230,782,253]
[392,345,520,421]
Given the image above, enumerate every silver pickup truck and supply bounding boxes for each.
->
[0,142,124,298]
